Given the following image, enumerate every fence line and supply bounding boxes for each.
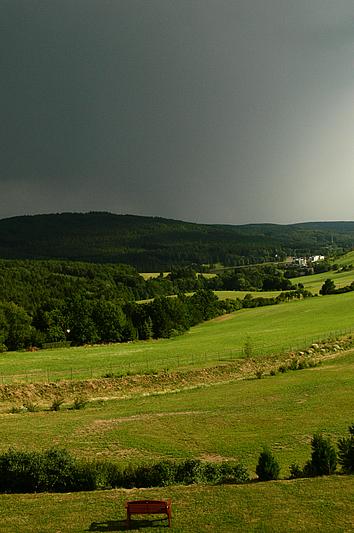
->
[0,326,353,385]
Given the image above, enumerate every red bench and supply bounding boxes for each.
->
[125,499,172,528]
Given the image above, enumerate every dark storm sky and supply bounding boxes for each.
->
[1,0,354,224]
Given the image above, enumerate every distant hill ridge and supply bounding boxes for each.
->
[0,212,353,270]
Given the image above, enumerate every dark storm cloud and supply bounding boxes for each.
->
[1,1,353,223]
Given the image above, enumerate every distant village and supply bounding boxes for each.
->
[289,255,325,267]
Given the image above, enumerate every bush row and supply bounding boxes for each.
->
[3,425,353,493]
[0,450,249,493]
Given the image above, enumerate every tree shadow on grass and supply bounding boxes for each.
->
[88,518,170,531]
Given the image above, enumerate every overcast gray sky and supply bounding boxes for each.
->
[1,0,353,224]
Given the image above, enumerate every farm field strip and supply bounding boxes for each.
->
[1,291,354,381]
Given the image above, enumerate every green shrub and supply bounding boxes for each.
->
[0,448,96,493]
[94,461,125,489]
[39,448,96,492]
[134,460,178,488]
[175,459,206,484]
[289,359,298,371]
[256,447,280,481]
[289,463,303,479]
[338,424,354,474]
[50,397,64,411]
[0,449,42,492]
[303,433,337,476]
[72,397,87,410]
[9,405,25,414]
[23,401,38,413]
[218,462,249,484]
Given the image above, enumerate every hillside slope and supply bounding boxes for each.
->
[0,212,354,269]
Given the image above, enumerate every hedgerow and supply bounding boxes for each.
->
[0,449,249,493]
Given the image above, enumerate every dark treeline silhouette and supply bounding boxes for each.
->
[0,212,353,269]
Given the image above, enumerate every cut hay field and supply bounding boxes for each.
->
[1,476,353,532]
[1,291,354,382]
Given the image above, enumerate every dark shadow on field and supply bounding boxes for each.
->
[89,518,170,530]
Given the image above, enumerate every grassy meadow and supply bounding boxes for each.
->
[1,476,354,532]
[1,349,354,473]
[1,349,354,531]
[215,289,281,299]
[291,269,354,294]
[333,250,354,266]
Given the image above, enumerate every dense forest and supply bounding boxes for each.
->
[0,212,354,270]
[0,259,308,352]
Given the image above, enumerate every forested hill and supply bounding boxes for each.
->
[0,212,354,270]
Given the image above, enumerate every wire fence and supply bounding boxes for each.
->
[0,326,353,385]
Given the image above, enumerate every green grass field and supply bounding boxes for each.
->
[332,250,354,266]
[1,349,354,473]
[215,289,281,300]
[291,269,354,294]
[1,351,354,531]
[1,291,354,382]
[0,476,353,532]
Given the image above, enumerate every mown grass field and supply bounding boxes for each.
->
[1,290,354,382]
[333,250,354,266]
[0,476,353,532]
[1,351,354,531]
[1,349,354,474]
[291,269,354,294]
[215,289,281,300]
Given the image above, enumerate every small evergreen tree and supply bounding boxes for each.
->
[256,447,280,481]
[319,279,336,295]
[304,433,337,476]
[338,424,354,474]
